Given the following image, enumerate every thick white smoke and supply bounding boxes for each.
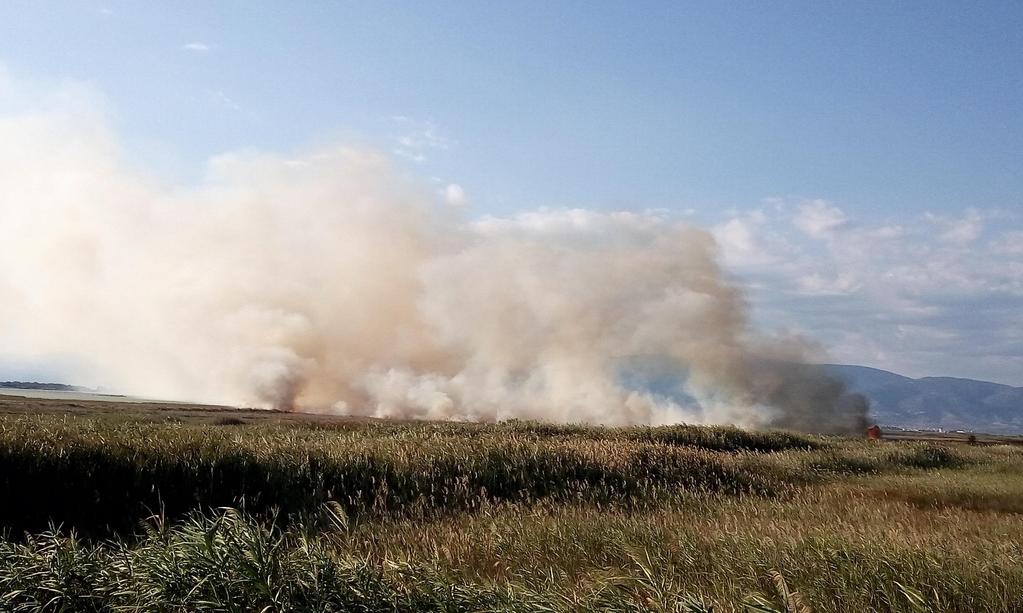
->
[0,77,866,432]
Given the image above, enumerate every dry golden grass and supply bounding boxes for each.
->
[0,409,1020,611]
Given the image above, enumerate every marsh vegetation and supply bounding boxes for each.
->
[0,410,1020,611]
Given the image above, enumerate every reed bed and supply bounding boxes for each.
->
[0,416,820,536]
[0,413,1019,611]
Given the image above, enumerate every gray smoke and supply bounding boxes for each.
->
[0,75,868,433]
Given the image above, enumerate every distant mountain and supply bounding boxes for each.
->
[0,381,85,392]
[822,364,1023,434]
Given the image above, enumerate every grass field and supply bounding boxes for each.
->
[0,395,1021,612]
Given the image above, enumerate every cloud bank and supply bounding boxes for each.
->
[714,201,1023,386]
[0,76,867,433]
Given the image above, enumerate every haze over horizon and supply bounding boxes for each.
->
[1,2,1021,395]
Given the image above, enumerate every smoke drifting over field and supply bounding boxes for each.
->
[0,90,867,433]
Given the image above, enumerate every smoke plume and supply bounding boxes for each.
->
[0,82,867,433]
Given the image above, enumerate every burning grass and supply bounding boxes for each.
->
[0,412,1020,611]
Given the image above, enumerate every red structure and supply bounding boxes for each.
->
[865,425,882,440]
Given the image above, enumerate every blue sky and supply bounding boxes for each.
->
[1,2,1022,385]
[3,1,1021,216]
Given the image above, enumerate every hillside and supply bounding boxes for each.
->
[0,381,84,392]
[824,364,1023,433]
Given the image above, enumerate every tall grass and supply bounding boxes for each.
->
[0,508,727,613]
[3,497,1020,612]
[0,416,810,536]
[0,414,1018,611]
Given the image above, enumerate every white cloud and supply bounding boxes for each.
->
[712,210,800,272]
[717,203,1023,385]
[443,183,467,207]
[182,42,210,53]
[793,199,848,239]
[795,272,861,296]
[866,225,905,241]
[992,231,1023,255]
[713,218,757,262]
[390,116,450,163]
[926,208,984,244]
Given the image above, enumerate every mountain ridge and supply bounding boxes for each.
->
[821,364,1023,433]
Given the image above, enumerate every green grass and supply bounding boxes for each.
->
[0,413,1020,611]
